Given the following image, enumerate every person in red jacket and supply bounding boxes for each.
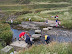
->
[19,32,25,41]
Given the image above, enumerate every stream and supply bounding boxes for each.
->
[11,26,72,44]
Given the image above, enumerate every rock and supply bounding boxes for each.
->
[19,24,39,29]
[1,45,14,54]
[43,28,48,31]
[29,24,36,27]
[48,27,53,30]
[10,40,28,51]
[50,24,55,27]
[35,30,41,34]
[32,34,41,39]
[32,27,39,29]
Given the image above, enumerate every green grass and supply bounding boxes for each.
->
[0,0,72,29]
[30,4,71,9]
[0,4,70,12]
[15,13,45,22]
[0,42,3,50]
[0,5,27,10]
[31,0,72,2]
[19,42,72,54]
[15,7,72,29]
[0,0,17,4]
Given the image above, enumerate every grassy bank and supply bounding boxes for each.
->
[19,42,72,54]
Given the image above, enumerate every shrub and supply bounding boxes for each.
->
[61,20,72,29]
[0,23,13,45]
[0,30,13,45]
[0,23,11,32]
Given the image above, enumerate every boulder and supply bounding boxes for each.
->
[1,45,14,54]
[35,30,41,34]
[32,34,41,39]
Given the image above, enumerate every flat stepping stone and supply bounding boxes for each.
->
[48,27,53,30]
[35,30,41,34]
[32,34,41,39]
[10,40,28,51]
[43,28,48,31]
[50,24,55,27]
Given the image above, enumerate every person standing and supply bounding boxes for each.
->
[56,19,58,27]
[55,15,58,19]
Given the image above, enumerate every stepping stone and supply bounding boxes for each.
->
[48,27,53,30]
[50,24,55,27]
[10,40,28,51]
[35,30,41,34]
[32,34,41,39]
[43,28,48,31]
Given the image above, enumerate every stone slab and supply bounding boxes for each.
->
[35,30,41,34]
[48,27,53,30]
[43,28,48,31]
[10,40,28,51]
[1,45,14,54]
[32,34,41,39]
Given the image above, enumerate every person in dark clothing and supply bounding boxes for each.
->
[45,34,50,44]
[56,19,58,22]
[25,33,32,45]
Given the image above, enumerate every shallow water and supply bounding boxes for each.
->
[11,27,35,41]
[11,27,72,44]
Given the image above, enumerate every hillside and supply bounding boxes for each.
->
[0,0,72,4]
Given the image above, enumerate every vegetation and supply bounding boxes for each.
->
[19,42,72,54]
[0,0,72,54]
[0,22,13,45]
[0,0,72,4]
[0,42,4,50]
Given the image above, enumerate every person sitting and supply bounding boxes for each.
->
[45,34,50,44]
[25,33,32,46]
[19,32,25,41]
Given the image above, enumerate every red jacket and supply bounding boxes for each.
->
[19,32,25,38]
